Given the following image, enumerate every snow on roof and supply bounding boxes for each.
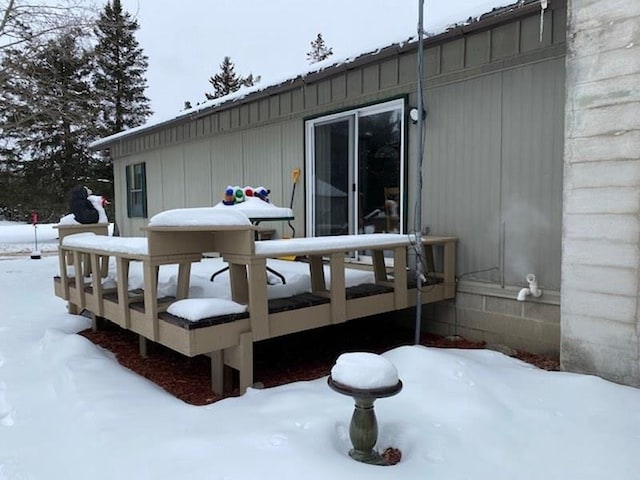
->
[90,0,525,150]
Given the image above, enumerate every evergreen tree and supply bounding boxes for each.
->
[93,0,152,137]
[205,56,260,100]
[0,31,100,220]
[306,33,333,64]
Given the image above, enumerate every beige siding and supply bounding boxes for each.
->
[501,57,565,290]
[110,3,567,289]
[242,125,283,204]
[210,132,243,200]
[424,73,503,284]
[280,120,304,236]
[160,145,185,211]
[184,140,213,206]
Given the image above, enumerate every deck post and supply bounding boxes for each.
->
[176,262,192,299]
[142,262,160,341]
[246,258,269,341]
[329,253,346,324]
[309,255,326,293]
[443,240,456,298]
[90,253,104,316]
[116,257,131,328]
[73,250,86,311]
[210,350,224,395]
[393,246,408,309]
[139,335,148,357]
[224,331,254,394]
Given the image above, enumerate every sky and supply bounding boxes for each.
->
[117,0,518,123]
[1,221,640,479]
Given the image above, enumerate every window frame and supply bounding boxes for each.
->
[125,162,147,218]
[304,98,406,237]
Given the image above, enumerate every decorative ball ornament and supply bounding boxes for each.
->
[221,184,270,205]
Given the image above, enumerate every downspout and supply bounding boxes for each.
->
[414,0,426,345]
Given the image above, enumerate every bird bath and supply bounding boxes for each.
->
[328,352,402,465]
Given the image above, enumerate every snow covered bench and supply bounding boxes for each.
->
[54,223,110,277]
[218,233,456,344]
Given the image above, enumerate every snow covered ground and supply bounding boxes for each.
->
[0,221,639,479]
[0,221,60,257]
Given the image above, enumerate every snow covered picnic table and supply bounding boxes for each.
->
[53,209,456,395]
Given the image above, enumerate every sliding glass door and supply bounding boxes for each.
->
[306,99,405,237]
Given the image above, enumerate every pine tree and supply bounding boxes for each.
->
[205,56,260,100]
[0,31,100,220]
[93,0,152,137]
[306,33,333,64]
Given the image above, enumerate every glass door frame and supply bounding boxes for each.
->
[304,98,406,237]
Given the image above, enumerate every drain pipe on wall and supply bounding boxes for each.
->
[414,0,426,345]
[517,273,542,301]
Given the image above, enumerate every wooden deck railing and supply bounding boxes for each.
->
[53,223,456,395]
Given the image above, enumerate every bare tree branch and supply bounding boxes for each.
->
[0,0,96,51]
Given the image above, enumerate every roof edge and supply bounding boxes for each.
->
[91,0,547,151]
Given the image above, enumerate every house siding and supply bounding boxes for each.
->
[561,0,640,386]
[106,1,567,357]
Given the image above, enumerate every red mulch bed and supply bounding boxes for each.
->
[80,314,559,406]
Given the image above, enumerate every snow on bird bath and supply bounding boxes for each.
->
[331,352,399,389]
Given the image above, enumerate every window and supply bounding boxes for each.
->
[305,99,405,237]
[125,162,147,218]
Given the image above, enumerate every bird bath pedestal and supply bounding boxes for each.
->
[328,376,402,465]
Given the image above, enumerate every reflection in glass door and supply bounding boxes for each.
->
[313,118,353,236]
[306,99,404,237]
[358,109,402,235]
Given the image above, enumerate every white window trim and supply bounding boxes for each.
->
[305,99,406,237]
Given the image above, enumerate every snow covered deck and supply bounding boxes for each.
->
[53,217,456,395]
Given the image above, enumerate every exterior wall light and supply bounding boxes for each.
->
[409,107,426,124]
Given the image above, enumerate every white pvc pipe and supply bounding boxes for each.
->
[517,274,542,301]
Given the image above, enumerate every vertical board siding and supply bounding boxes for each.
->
[184,139,213,207]
[160,145,185,211]
[424,73,503,283]
[465,31,491,68]
[331,75,347,101]
[317,80,332,105]
[110,8,566,292]
[491,22,519,60]
[269,96,280,120]
[501,57,564,289]
[210,132,244,200]
[380,58,399,89]
[441,38,465,73]
[399,51,417,84]
[424,56,564,288]
[242,125,283,206]
[347,69,362,97]
[362,64,380,93]
[280,120,304,236]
